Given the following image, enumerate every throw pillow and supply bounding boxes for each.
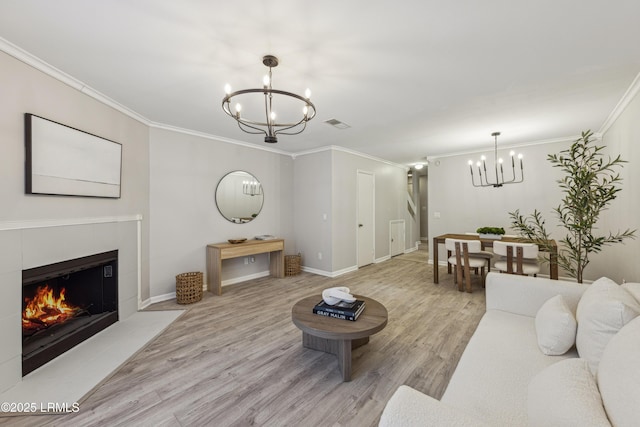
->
[575,277,640,373]
[534,295,577,355]
[621,282,640,304]
[597,316,640,427]
[528,359,610,427]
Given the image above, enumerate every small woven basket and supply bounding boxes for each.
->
[285,254,301,276]
[175,272,203,304]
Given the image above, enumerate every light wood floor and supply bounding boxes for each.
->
[2,245,486,427]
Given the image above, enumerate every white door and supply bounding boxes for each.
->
[357,171,375,267]
[390,220,405,256]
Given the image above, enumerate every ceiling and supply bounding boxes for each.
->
[2,1,640,166]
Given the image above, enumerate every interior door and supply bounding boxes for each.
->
[390,220,405,256]
[357,171,375,267]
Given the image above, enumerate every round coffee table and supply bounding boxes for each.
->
[291,295,388,381]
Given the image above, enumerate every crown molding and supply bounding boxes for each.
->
[292,145,408,170]
[1,36,150,125]
[598,71,640,134]
[426,134,590,161]
[148,122,293,157]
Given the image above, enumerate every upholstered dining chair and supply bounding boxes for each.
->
[493,241,541,276]
[444,238,491,293]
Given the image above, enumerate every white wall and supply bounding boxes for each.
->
[148,128,295,297]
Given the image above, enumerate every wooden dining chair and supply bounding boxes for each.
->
[493,241,540,276]
[445,238,491,293]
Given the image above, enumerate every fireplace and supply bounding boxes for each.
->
[22,250,118,376]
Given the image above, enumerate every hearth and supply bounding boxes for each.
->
[22,251,118,376]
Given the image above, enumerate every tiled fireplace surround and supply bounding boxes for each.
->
[0,216,141,393]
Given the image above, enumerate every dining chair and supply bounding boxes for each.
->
[493,241,541,276]
[444,238,491,293]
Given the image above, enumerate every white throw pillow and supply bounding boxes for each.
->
[576,277,640,373]
[535,295,577,355]
[597,316,640,427]
[528,359,610,427]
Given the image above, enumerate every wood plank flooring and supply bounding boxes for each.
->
[1,245,486,427]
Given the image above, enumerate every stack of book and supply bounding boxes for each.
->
[313,299,366,321]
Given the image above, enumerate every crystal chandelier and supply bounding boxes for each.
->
[222,55,316,144]
[468,132,524,188]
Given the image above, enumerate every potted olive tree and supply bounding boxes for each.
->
[509,130,635,283]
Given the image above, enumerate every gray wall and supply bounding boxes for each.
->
[0,51,151,299]
[595,90,640,283]
[294,148,415,274]
[148,127,295,297]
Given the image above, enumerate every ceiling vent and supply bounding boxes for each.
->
[324,118,351,130]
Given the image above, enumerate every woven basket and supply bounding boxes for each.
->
[285,254,301,276]
[175,271,203,304]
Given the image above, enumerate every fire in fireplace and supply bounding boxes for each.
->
[22,251,118,376]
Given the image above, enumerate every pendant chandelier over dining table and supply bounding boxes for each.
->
[222,55,316,144]
[468,132,524,188]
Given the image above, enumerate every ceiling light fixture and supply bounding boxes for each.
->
[468,132,524,188]
[222,55,316,144]
[414,164,424,170]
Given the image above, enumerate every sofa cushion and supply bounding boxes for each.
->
[379,385,490,427]
[575,277,640,373]
[597,316,640,427]
[528,358,610,427]
[535,295,576,355]
[441,310,577,426]
[621,282,640,303]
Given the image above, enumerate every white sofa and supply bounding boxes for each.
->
[379,272,640,426]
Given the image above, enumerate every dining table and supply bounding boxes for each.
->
[432,233,558,283]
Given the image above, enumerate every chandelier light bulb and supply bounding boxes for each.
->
[263,75,270,87]
[224,84,232,95]
[498,158,503,164]
[509,150,515,157]
[518,153,523,159]
[476,161,481,167]
[303,105,309,116]
[468,160,473,166]
[480,155,487,161]
[235,103,242,113]
[270,111,276,121]
[305,88,311,99]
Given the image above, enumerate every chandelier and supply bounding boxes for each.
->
[222,55,316,144]
[468,132,524,188]
[242,179,262,196]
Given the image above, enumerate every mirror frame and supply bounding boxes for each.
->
[215,170,264,224]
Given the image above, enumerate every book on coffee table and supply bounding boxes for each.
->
[313,299,366,321]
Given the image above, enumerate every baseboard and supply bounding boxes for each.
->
[301,265,358,278]
[375,255,391,263]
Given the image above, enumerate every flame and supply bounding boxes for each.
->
[23,285,78,328]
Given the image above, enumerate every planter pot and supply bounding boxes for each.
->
[479,233,503,239]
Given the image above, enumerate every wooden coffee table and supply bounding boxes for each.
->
[291,295,388,381]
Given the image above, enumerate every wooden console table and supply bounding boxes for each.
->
[206,239,285,295]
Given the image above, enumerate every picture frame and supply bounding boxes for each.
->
[25,114,122,198]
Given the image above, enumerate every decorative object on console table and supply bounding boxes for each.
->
[476,227,505,239]
[313,299,366,321]
[228,238,247,244]
[175,272,203,304]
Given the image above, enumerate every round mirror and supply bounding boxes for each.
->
[215,171,264,223]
